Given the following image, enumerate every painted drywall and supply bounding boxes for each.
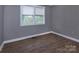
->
[0,6,4,45]
[52,5,79,39]
[4,5,52,41]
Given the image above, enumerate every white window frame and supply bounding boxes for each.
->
[20,5,45,26]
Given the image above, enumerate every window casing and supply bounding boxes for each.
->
[20,6,45,26]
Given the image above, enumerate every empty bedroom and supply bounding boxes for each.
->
[0,5,79,53]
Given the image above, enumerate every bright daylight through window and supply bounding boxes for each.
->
[20,6,45,26]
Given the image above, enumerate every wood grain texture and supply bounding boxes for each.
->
[1,33,79,53]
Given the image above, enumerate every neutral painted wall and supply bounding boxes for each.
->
[4,5,52,41]
[0,6,3,45]
[52,5,79,39]
[4,5,79,42]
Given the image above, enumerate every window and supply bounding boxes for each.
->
[20,6,45,26]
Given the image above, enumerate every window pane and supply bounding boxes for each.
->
[35,7,44,15]
[35,16,44,24]
[21,15,33,26]
[22,6,34,15]
[21,6,45,26]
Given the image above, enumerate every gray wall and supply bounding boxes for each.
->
[52,5,79,39]
[4,5,52,41]
[4,5,79,42]
[0,6,4,45]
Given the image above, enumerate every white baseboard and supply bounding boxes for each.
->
[0,31,79,52]
[0,31,51,51]
[3,31,51,44]
[51,31,79,43]
[0,42,5,52]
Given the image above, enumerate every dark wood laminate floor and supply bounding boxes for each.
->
[1,33,79,53]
